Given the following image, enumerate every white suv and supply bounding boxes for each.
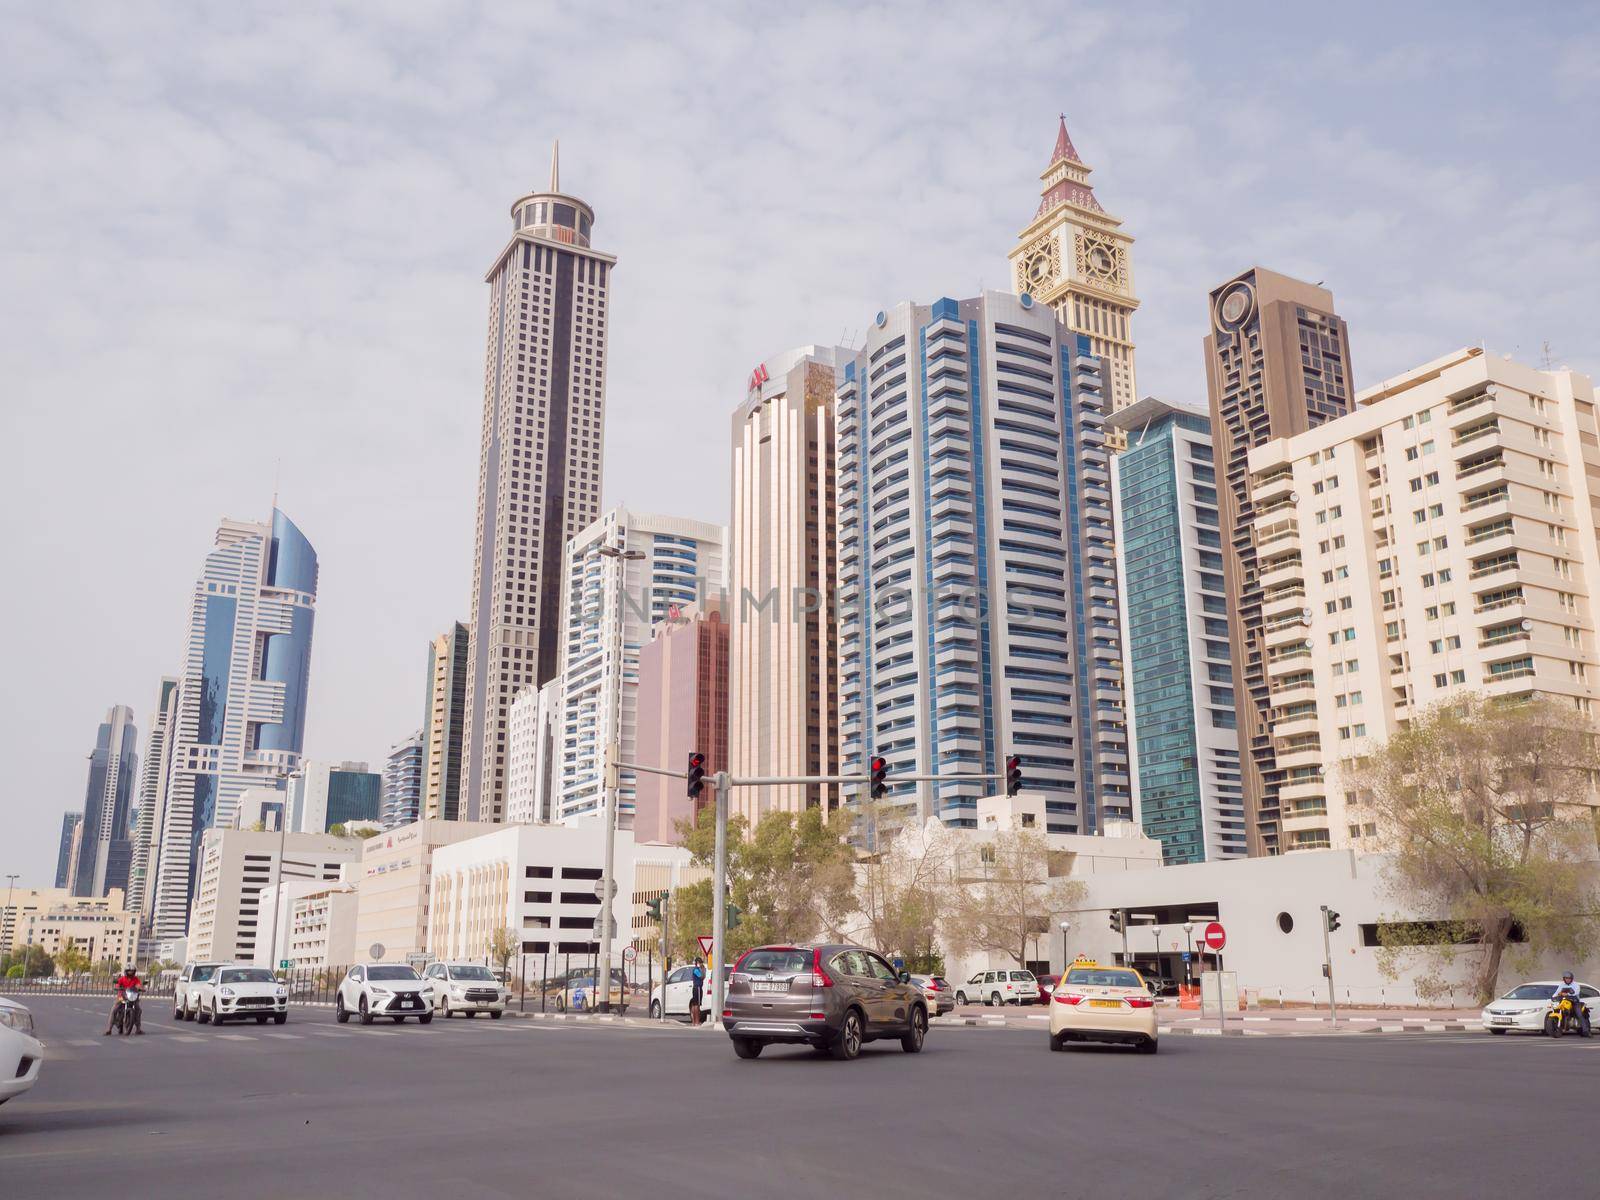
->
[173,962,226,1021]
[336,963,434,1025]
[423,962,509,1018]
[195,965,288,1026]
[955,969,1040,1006]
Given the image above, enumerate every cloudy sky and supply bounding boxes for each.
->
[4,1,1596,886]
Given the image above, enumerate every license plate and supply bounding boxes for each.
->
[1089,999,1122,1009]
[752,982,787,993]
[1491,1017,1512,1025]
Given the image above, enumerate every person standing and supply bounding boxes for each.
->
[689,961,705,1027]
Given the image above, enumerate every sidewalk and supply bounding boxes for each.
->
[932,1003,1481,1036]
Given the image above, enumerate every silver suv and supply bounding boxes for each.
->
[723,943,928,1061]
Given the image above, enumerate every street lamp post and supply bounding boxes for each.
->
[1150,925,1162,981]
[1183,922,1195,990]
[1058,920,1071,973]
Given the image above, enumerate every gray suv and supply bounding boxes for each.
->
[723,943,928,1061]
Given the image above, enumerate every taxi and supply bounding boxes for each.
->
[1048,958,1158,1054]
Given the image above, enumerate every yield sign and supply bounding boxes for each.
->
[1203,921,1227,952]
[697,935,714,961]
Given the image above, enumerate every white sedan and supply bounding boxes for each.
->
[1481,980,1598,1034]
[0,997,44,1106]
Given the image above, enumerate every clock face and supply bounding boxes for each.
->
[1218,282,1255,328]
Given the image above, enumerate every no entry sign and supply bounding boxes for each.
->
[1203,921,1227,952]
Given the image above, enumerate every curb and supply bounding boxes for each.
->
[1361,1022,1472,1033]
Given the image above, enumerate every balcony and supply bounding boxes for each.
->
[1252,469,1295,504]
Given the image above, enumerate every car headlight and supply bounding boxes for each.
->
[219,987,236,998]
[276,987,287,997]
[0,1007,34,1035]
[422,988,434,997]
[371,987,392,996]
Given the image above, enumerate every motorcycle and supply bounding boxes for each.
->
[1543,994,1591,1038]
[113,986,142,1036]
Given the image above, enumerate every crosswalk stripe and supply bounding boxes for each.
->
[216,1034,255,1042]
[170,1035,205,1043]
[263,1033,302,1040]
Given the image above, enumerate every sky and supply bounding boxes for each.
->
[3,1,1597,888]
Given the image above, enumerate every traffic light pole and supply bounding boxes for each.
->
[1320,905,1338,1027]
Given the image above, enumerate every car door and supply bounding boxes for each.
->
[345,965,363,1007]
[425,964,445,1009]
[963,973,983,1003]
[863,952,911,1028]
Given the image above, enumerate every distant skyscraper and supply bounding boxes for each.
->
[288,761,381,833]
[1109,398,1246,863]
[422,622,469,821]
[54,812,82,889]
[1203,268,1354,856]
[635,602,729,844]
[149,508,318,940]
[126,677,178,923]
[461,145,616,823]
[72,705,138,898]
[557,507,726,825]
[729,347,846,822]
[382,734,425,830]
[502,678,562,825]
[1009,116,1139,416]
[835,293,1127,832]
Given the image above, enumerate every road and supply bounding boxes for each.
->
[3,994,1595,1198]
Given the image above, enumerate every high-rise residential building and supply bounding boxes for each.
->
[556,507,726,825]
[1203,268,1354,856]
[461,146,616,824]
[1109,398,1247,863]
[126,677,178,923]
[1245,347,1600,850]
[422,622,469,821]
[150,508,318,939]
[635,602,730,844]
[504,686,540,824]
[54,813,81,889]
[835,292,1127,833]
[72,705,138,898]
[287,761,381,834]
[382,733,425,830]
[729,347,845,822]
[1009,116,1139,417]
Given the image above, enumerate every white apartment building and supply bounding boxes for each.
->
[1245,348,1600,851]
[2,888,133,965]
[557,507,726,825]
[187,829,359,964]
[382,733,424,830]
[127,678,178,922]
[253,877,333,969]
[505,686,541,824]
[16,902,138,969]
[288,885,358,969]
[354,817,501,962]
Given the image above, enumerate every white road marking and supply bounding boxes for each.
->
[263,1033,302,1040]
[216,1034,255,1042]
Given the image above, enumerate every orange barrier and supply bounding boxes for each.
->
[1177,984,1200,1009]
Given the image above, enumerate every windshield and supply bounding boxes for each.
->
[192,966,218,982]
[1504,984,1561,1000]
[1010,971,1035,981]
[369,966,420,982]
[220,968,275,984]
[1066,968,1144,989]
[740,950,811,975]
[449,966,496,981]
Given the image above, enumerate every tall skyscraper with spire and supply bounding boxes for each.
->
[460,144,616,822]
[1008,116,1139,416]
[72,704,138,898]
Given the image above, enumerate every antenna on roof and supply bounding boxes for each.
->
[272,458,281,512]
[1540,340,1557,370]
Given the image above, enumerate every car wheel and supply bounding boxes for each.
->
[491,1010,503,1020]
[441,997,451,1018]
[830,1009,863,1061]
[732,1038,763,1059]
[183,1002,196,1021]
[335,994,350,1024]
[1050,1033,1067,1052]
[1140,1038,1160,1055]
[359,996,374,1026]
[955,992,967,1006]
[650,1000,662,1019]
[556,995,566,1013]
[173,1002,183,1021]
[1489,1027,1507,1035]
[197,1004,211,1025]
[274,1014,287,1025]
[991,993,1003,1007]
[419,1012,433,1025]
[901,1006,927,1053]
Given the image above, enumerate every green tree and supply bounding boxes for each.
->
[850,811,959,971]
[947,829,1085,970]
[486,926,519,978]
[52,944,87,977]
[1346,694,1600,1004]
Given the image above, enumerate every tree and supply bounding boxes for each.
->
[848,812,960,972]
[1346,695,1600,1005]
[52,944,88,977]
[946,829,1085,969]
[486,926,519,977]
[329,823,380,839]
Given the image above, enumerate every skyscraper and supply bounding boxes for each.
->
[286,761,380,833]
[1109,398,1246,863]
[729,347,846,821]
[461,145,616,823]
[126,677,178,922]
[835,293,1127,832]
[54,812,82,889]
[72,705,138,898]
[382,733,425,830]
[1009,116,1139,415]
[635,602,730,844]
[1203,268,1354,855]
[422,622,469,821]
[149,508,318,940]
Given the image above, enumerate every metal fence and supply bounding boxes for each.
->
[1,973,175,998]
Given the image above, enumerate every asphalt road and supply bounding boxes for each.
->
[4,994,1596,1198]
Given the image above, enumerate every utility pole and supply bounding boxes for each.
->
[264,801,290,975]
[1320,905,1340,1027]
[711,771,730,1026]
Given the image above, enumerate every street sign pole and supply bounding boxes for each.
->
[711,771,730,1026]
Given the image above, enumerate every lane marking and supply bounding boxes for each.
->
[263,1032,302,1040]
[216,1034,256,1042]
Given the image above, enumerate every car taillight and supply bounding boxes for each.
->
[1125,995,1155,1009]
[927,980,942,990]
[1054,992,1084,1005]
[811,948,834,988]
[722,1010,732,1019]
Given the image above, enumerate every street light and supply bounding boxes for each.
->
[1150,925,1162,979]
[1183,921,1195,989]
[1058,920,1071,973]
[595,541,647,1012]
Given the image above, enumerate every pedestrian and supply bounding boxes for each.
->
[689,960,705,1026]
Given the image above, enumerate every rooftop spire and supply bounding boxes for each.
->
[549,139,559,193]
[1050,113,1082,166]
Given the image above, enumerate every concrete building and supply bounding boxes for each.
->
[1244,347,1600,850]
[73,704,139,898]
[287,761,380,834]
[1009,116,1139,416]
[14,895,138,970]
[382,734,425,830]
[4,887,119,961]
[54,813,81,890]
[354,818,501,963]
[1110,398,1247,863]
[460,145,616,823]
[422,622,469,821]
[150,508,318,940]
[556,507,726,825]
[232,787,286,832]
[835,292,1127,833]
[505,686,541,825]
[253,876,332,968]
[729,346,846,821]
[287,884,359,970]
[186,829,358,965]
[634,602,729,844]
[127,678,178,922]
[1204,269,1355,856]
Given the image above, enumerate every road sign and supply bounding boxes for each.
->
[1203,921,1227,952]
[369,942,386,961]
[1181,951,1191,963]
[622,946,636,963]
[592,877,618,900]
[279,960,291,970]
[697,935,714,961]
[591,916,617,940]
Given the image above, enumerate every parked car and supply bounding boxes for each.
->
[1139,972,1178,997]
[0,997,43,1107]
[1049,962,1158,1054]
[172,961,227,1021]
[909,974,956,1015]
[1482,980,1599,1034]
[194,965,288,1026]
[423,962,509,1018]
[336,963,434,1025]
[1034,974,1061,1005]
[542,967,630,1012]
[955,969,1039,1006]
[723,943,928,1061]
[649,965,730,1020]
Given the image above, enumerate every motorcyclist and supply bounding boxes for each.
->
[1551,972,1586,1035]
[104,966,144,1035]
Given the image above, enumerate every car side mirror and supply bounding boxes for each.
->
[898,970,912,983]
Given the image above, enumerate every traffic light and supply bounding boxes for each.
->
[726,902,743,930]
[1109,909,1124,934]
[687,751,706,799]
[869,756,888,800]
[645,895,665,923]
[1325,908,1342,933]
[1005,754,1023,797]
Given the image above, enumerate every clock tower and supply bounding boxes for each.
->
[1008,116,1139,418]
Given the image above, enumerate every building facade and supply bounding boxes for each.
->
[835,292,1127,833]
[634,603,729,844]
[126,678,178,923]
[14,896,138,970]
[1109,398,1247,863]
[186,829,357,964]
[354,818,501,962]
[504,686,541,825]
[73,704,139,898]
[1203,269,1354,856]
[150,509,318,939]
[287,761,380,834]
[3,887,126,962]
[382,734,425,830]
[556,507,726,825]
[1008,117,1139,416]
[54,813,82,890]
[460,147,616,824]
[1245,348,1600,850]
[422,622,469,821]
[729,346,845,821]
[287,885,358,970]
